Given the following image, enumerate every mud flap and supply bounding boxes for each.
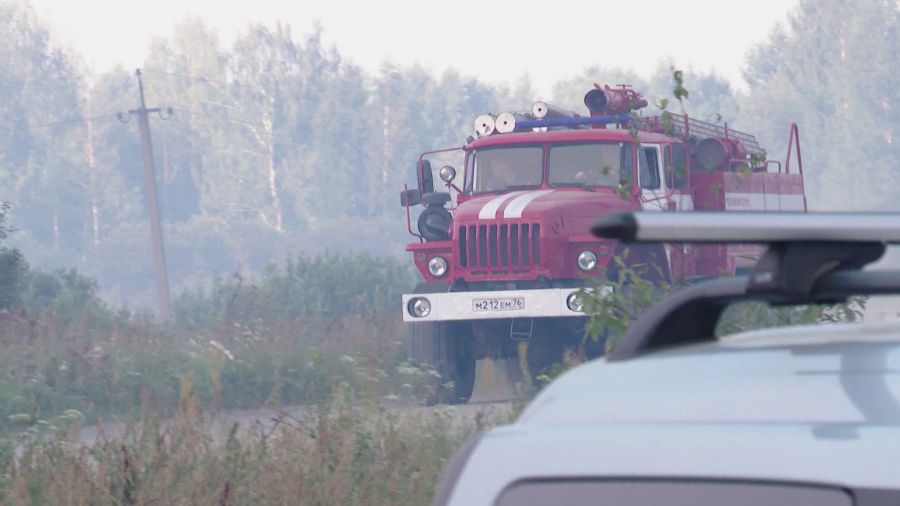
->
[469,341,532,403]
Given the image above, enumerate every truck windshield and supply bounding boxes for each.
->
[549,142,629,187]
[471,146,543,193]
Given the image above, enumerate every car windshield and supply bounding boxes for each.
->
[471,146,543,193]
[549,142,628,187]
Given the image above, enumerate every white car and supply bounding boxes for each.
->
[433,212,900,506]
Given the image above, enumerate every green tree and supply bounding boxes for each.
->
[741,0,899,210]
[645,64,740,123]
[0,202,25,309]
[0,3,86,255]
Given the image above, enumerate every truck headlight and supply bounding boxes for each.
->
[577,250,598,271]
[428,256,448,277]
[566,292,584,312]
[408,297,432,318]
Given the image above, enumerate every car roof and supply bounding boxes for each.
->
[445,320,900,505]
[519,318,900,427]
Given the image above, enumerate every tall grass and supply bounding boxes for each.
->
[3,389,512,505]
[0,308,426,431]
[0,253,428,431]
[0,253,509,504]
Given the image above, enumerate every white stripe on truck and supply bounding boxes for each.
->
[478,191,527,219]
[503,190,555,219]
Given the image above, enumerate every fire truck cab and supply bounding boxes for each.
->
[400,84,806,404]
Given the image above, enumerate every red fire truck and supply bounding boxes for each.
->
[400,84,806,404]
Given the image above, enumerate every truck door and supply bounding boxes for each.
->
[665,143,693,212]
[663,142,697,279]
[639,144,666,211]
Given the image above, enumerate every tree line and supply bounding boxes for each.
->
[0,0,896,304]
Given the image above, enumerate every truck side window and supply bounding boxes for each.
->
[620,145,633,187]
[665,144,688,190]
[464,153,474,194]
[639,147,660,190]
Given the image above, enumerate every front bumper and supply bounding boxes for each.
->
[401,287,610,322]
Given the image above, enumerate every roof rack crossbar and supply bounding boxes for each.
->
[592,212,900,244]
[592,212,900,361]
[607,270,900,362]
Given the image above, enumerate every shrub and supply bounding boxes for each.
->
[172,253,414,329]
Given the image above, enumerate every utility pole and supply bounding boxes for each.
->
[118,68,172,319]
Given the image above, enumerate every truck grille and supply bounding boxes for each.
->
[458,223,541,269]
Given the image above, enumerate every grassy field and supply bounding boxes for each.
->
[0,254,523,504]
[0,251,865,504]
[4,391,514,504]
[0,254,428,429]
[0,301,519,505]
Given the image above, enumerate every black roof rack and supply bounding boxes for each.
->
[591,212,900,361]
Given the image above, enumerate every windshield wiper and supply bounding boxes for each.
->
[502,184,540,190]
[552,182,586,187]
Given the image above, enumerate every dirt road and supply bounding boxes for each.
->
[71,400,517,448]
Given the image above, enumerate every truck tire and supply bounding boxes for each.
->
[408,322,475,404]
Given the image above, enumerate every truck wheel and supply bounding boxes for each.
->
[409,322,476,404]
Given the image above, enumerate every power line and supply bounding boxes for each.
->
[33,114,117,129]
[0,77,78,91]
[142,68,269,94]
[0,113,118,132]
[166,108,302,143]
[174,107,270,129]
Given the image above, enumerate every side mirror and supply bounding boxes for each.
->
[419,160,434,195]
[439,165,457,183]
[400,188,422,207]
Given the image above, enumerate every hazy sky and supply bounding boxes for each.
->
[22,0,799,96]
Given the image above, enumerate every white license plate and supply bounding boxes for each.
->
[472,297,525,312]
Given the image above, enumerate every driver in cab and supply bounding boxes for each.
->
[482,159,520,191]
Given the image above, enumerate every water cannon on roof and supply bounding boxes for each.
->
[583,84,649,116]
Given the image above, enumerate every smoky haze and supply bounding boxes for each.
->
[0,0,897,307]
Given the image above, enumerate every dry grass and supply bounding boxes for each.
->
[0,256,516,504]
[0,307,424,430]
[0,306,516,504]
[2,390,514,505]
